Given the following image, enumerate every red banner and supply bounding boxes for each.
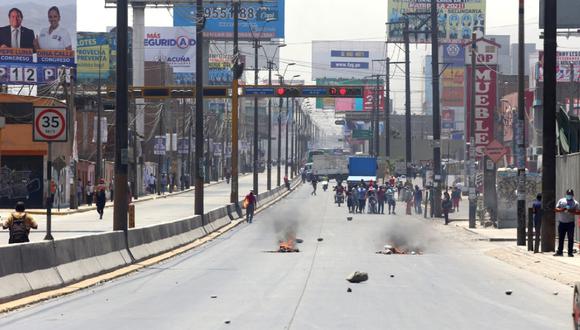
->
[363,87,384,111]
[466,65,497,158]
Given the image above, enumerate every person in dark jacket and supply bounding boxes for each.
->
[96,179,107,220]
[0,8,36,49]
[442,191,452,225]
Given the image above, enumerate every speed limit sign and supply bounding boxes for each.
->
[33,107,68,142]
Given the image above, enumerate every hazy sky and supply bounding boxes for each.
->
[77,1,577,113]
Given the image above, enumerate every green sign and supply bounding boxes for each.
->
[352,129,372,139]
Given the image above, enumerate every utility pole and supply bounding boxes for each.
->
[285,96,290,177]
[541,0,557,252]
[267,61,273,190]
[374,75,380,157]
[385,57,391,159]
[157,107,164,195]
[468,32,477,229]
[95,46,103,192]
[113,0,129,231]
[230,0,240,203]
[194,0,204,216]
[290,99,295,178]
[404,17,412,176]
[516,0,526,246]
[253,38,259,194]
[277,76,283,186]
[431,0,442,218]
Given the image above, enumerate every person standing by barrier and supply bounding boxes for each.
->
[96,179,107,220]
[2,202,38,244]
[554,189,580,257]
[76,178,83,206]
[244,190,257,223]
[532,193,542,253]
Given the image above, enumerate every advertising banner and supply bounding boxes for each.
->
[77,32,110,83]
[208,54,233,85]
[154,135,166,156]
[441,109,455,130]
[537,51,580,82]
[173,1,284,40]
[0,0,76,84]
[144,26,196,77]
[388,0,486,44]
[312,41,386,80]
[363,87,384,111]
[441,43,465,107]
[466,65,497,157]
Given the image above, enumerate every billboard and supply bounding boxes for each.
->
[0,1,76,84]
[173,1,285,40]
[466,65,497,158]
[441,43,465,107]
[144,27,196,83]
[312,41,386,80]
[77,32,110,83]
[208,54,233,85]
[387,0,486,44]
[536,51,580,83]
[539,0,580,29]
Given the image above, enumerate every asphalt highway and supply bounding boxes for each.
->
[0,184,571,329]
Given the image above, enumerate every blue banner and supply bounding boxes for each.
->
[173,1,285,40]
[0,49,76,85]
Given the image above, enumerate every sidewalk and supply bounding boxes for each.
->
[0,173,250,216]
[416,195,580,287]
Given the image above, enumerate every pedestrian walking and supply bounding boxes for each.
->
[2,202,38,244]
[532,193,542,253]
[76,178,83,206]
[451,186,462,212]
[284,175,290,190]
[161,174,167,194]
[96,179,107,219]
[554,189,580,257]
[311,176,318,195]
[442,191,452,225]
[109,179,115,202]
[347,188,356,213]
[244,190,257,223]
[86,181,94,206]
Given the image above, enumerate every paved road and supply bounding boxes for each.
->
[0,184,571,329]
[0,168,290,245]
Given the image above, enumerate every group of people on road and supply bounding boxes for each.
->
[343,180,397,215]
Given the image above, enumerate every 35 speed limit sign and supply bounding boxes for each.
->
[33,107,68,142]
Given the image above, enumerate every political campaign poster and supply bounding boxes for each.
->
[0,0,76,84]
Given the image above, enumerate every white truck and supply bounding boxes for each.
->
[312,154,349,181]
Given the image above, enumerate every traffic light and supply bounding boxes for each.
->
[327,87,363,98]
[275,87,300,97]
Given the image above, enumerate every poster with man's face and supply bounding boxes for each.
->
[0,0,76,84]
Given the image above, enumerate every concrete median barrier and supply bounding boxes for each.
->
[0,180,301,304]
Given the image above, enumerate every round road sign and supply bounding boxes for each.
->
[33,107,67,142]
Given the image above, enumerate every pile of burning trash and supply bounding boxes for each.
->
[278,238,300,253]
[376,244,422,255]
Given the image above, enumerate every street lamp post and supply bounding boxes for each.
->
[265,43,286,190]
[276,63,295,186]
